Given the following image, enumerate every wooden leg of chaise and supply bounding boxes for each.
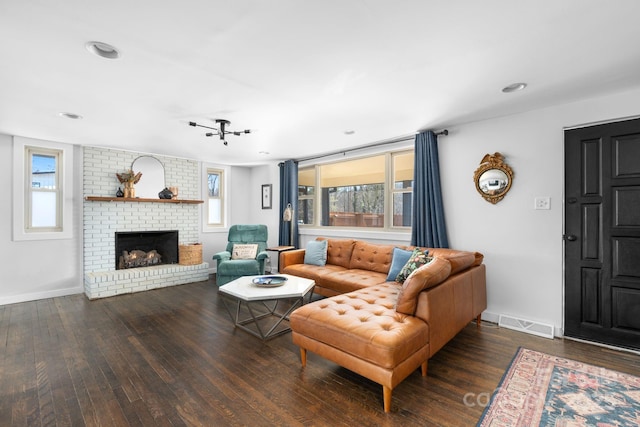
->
[476,314,482,327]
[383,386,392,413]
[421,360,428,376]
[299,348,307,367]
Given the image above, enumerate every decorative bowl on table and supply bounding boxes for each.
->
[252,275,288,287]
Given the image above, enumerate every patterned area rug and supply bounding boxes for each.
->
[478,347,640,426]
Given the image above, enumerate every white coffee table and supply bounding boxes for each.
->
[218,274,315,340]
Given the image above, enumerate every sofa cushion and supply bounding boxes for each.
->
[386,247,413,281]
[395,248,432,283]
[349,241,395,274]
[283,261,344,279]
[317,238,356,269]
[427,249,477,275]
[395,257,452,315]
[304,239,328,266]
[323,269,389,293]
[290,283,429,369]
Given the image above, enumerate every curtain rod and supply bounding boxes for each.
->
[293,129,448,163]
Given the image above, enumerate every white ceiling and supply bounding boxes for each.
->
[2,0,640,165]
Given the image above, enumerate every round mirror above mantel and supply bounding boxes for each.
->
[473,152,514,204]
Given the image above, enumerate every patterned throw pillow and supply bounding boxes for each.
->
[231,244,259,260]
[386,247,414,281]
[395,248,433,283]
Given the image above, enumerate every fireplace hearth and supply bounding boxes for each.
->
[115,230,178,270]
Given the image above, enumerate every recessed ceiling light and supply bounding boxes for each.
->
[344,130,355,135]
[258,151,270,155]
[85,41,121,59]
[58,112,83,119]
[502,82,527,93]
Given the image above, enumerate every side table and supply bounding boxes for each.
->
[266,246,295,273]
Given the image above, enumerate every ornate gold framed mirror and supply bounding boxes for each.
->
[473,152,514,204]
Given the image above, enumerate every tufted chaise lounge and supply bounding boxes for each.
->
[286,239,486,412]
[290,283,430,412]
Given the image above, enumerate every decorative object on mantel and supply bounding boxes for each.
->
[179,243,203,265]
[131,156,165,199]
[158,188,173,199]
[473,152,514,204]
[116,187,124,197]
[169,186,178,199]
[116,169,142,198]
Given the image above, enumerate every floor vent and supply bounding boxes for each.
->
[498,314,554,339]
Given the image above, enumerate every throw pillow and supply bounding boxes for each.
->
[386,247,414,281]
[395,257,452,315]
[304,239,328,266]
[395,248,432,283]
[231,244,259,260]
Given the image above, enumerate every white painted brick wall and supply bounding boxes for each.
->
[83,146,208,299]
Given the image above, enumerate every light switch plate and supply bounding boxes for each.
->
[534,197,551,210]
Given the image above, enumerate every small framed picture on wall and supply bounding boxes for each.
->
[262,184,272,209]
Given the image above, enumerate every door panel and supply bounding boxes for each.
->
[564,118,640,351]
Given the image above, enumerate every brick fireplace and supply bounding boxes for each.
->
[83,147,209,299]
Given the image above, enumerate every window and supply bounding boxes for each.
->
[13,136,74,241]
[207,168,224,225]
[298,168,315,224]
[299,150,414,230]
[391,151,414,227]
[26,147,62,231]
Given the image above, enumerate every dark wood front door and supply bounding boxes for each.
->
[564,118,640,351]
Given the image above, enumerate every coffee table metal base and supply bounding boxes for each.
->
[221,295,306,340]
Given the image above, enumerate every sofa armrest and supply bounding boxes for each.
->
[280,249,306,271]
[212,251,231,267]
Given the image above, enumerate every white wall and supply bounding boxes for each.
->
[440,86,640,335]
[1,134,83,305]
[199,165,255,267]
[3,85,640,312]
[249,163,283,249]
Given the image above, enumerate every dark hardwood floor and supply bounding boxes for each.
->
[1,278,638,426]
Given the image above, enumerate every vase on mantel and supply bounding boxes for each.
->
[124,182,135,198]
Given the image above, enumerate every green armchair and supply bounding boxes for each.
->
[212,224,269,286]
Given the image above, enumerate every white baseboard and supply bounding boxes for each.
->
[0,286,83,306]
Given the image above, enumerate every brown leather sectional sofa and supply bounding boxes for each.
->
[281,238,486,412]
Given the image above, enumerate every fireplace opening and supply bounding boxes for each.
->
[115,230,178,270]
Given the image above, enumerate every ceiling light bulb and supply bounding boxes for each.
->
[502,82,527,93]
[85,41,121,59]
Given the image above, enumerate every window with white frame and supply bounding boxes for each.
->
[207,168,224,226]
[299,149,414,230]
[12,136,74,241]
[26,146,62,231]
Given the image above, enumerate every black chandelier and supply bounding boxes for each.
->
[188,119,250,145]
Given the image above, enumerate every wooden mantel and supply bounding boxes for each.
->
[85,196,203,204]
